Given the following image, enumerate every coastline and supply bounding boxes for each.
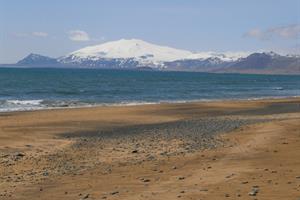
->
[1,95,300,114]
[0,97,300,199]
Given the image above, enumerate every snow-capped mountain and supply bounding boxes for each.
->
[185,51,250,62]
[12,39,300,74]
[60,39,193,67]
[59,39,251,68]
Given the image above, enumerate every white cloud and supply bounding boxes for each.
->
[32,32,48,37]
[244,28,263,39]
[244,24,300,40]
[267,24,300,39]
[68,30,90,41]
[12,31,48,38]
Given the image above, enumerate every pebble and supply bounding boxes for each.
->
[81,194,90,199]
[225,173,235,178]
[132,150,138,153]
[248,187,259,196]
[110,191,119,195]
[15,152,25,157]
[140,178,151,182]
[43,171,49,176]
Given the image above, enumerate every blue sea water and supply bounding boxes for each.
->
[0,67,300,112]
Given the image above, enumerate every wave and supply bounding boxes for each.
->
[1,95,300,113]
[0,99,90,112]
[272,87,284,90]
[6,99,44,105]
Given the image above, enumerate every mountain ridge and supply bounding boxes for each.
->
[4,39,300,74]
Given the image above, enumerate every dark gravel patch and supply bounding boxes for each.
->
[63,117,270,151]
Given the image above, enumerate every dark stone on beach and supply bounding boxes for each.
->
[225,173,235,178]
[110,191,119,195]
[15,152,25,157]
[132,150,138,153]
[141,178,150,182]
[248,187,259,196]
[199,189,208,192]
[81,194,90,199]
[43,171,49,176]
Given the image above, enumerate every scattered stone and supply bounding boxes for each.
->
[43,171,49,176]
[248,187,259,196]
[140,178,150,182]
[132,150,138,153]
[241,181,248,184]
[199,189,208,192]
[110,191,119,195]
[225,173,235,178]
[225,193,230,197]
[178,176,185,180]
[172,166,177,170]
[81,194,90,199]
[15,152,25,157]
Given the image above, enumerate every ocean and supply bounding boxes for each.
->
[0,67,300,112]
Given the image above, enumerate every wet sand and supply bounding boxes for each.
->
[0,98,300,199]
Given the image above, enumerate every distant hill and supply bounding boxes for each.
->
[214,52,300,74]
[3,39,300,74]
[17,53,59,66]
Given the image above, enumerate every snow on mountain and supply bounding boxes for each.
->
[186,51,251,61]
[61,39,252,67]
[61,39,193,66]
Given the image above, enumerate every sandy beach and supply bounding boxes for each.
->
[0,98,300,200]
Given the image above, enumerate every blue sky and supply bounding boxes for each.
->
[0,0,299,63]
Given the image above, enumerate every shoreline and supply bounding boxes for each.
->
[1,95,300,114]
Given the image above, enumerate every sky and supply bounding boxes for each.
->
[0,0,299,63]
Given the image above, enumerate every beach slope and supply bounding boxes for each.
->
[0,98,300,199]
